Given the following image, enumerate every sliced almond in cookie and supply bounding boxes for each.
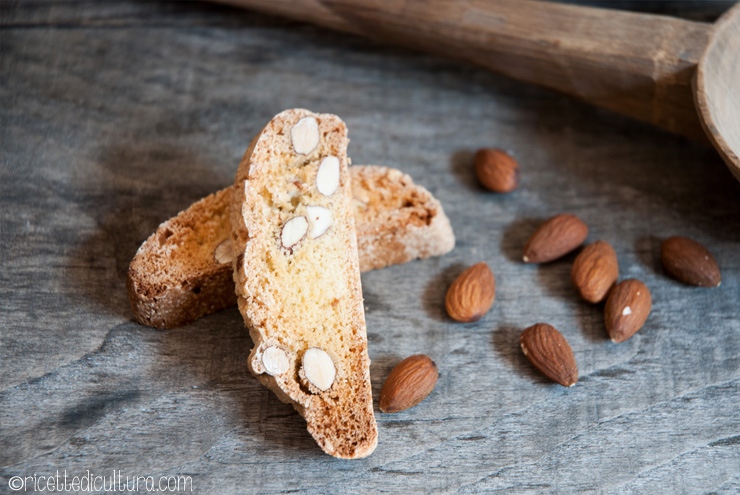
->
[214,239,233,265]
[291,116,320,154]
[316,156,340,196]
[281,216,308,250]
[302,348,336,391]
[262,346,290,376]
[306,205,332,239]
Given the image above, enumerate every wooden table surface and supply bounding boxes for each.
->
[2,1,739,493]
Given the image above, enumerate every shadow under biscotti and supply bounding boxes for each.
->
[65,138,232,324]
[157,314,325,457]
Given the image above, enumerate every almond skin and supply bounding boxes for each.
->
[475,148,519,193]
[604,279,652,343]
[571,240,619,303]
[523,214,588,263]
[520,323,578,387]
[661,236,721,287]
[379,355,438,413]
[445,262,496,322]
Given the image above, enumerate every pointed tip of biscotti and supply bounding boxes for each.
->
[315,427,378,459]
[340,432,379,459]
[306,400,379,459]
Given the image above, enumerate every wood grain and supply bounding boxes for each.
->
[696,3,740,182]
[214,0,714,142]
[1,1,739,493]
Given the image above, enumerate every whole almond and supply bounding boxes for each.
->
[445,262,496,322]
[523,214,588,263]
[379,354,438,413]
[571,240,619,303]
[475,148,519,193]
[604,279,651,343]
[520,323,578,387]
[661,236,721,287]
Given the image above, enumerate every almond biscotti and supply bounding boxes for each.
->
[127,166,454,329]
[231,109,377,458]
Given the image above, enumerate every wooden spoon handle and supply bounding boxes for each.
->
[216,0,712,141]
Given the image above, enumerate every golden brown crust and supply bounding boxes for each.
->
[352,165,454,271]
[127,166,454,329]
[127,188,236,329]
[231,109,377,459]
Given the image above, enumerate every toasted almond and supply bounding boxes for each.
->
[661,236,721,287]
[379,354,438,413]
[291,116,319,155]
[520,323,578,387]
[213,239,234,265]
[604,279,652,343]
[302,347,336,392]
[262,346,290,376]
[280,216,308,250]
[523,214,588,263]
[474,148,519,193]
[571,240,619,303]
[306,205,332,239]
[445,262,496,322]
[316,156,340,196]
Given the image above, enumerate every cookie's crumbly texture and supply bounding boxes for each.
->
[352,165,454,271]
[127,166,454,329]
[231,109,377,459]
[126,188,235,330]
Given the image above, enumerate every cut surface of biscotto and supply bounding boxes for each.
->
[127,166,454,329]
[351,165,454,271]
[231,109,377,459]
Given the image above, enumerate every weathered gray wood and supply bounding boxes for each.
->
[1,1,739,494]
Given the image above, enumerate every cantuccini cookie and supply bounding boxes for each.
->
[231,109,377,458]
[127,166,454,329]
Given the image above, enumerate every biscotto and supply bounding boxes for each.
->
[127,166,454,329]
[231,109,377,459]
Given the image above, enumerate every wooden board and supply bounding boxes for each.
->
[1,1,738,493]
